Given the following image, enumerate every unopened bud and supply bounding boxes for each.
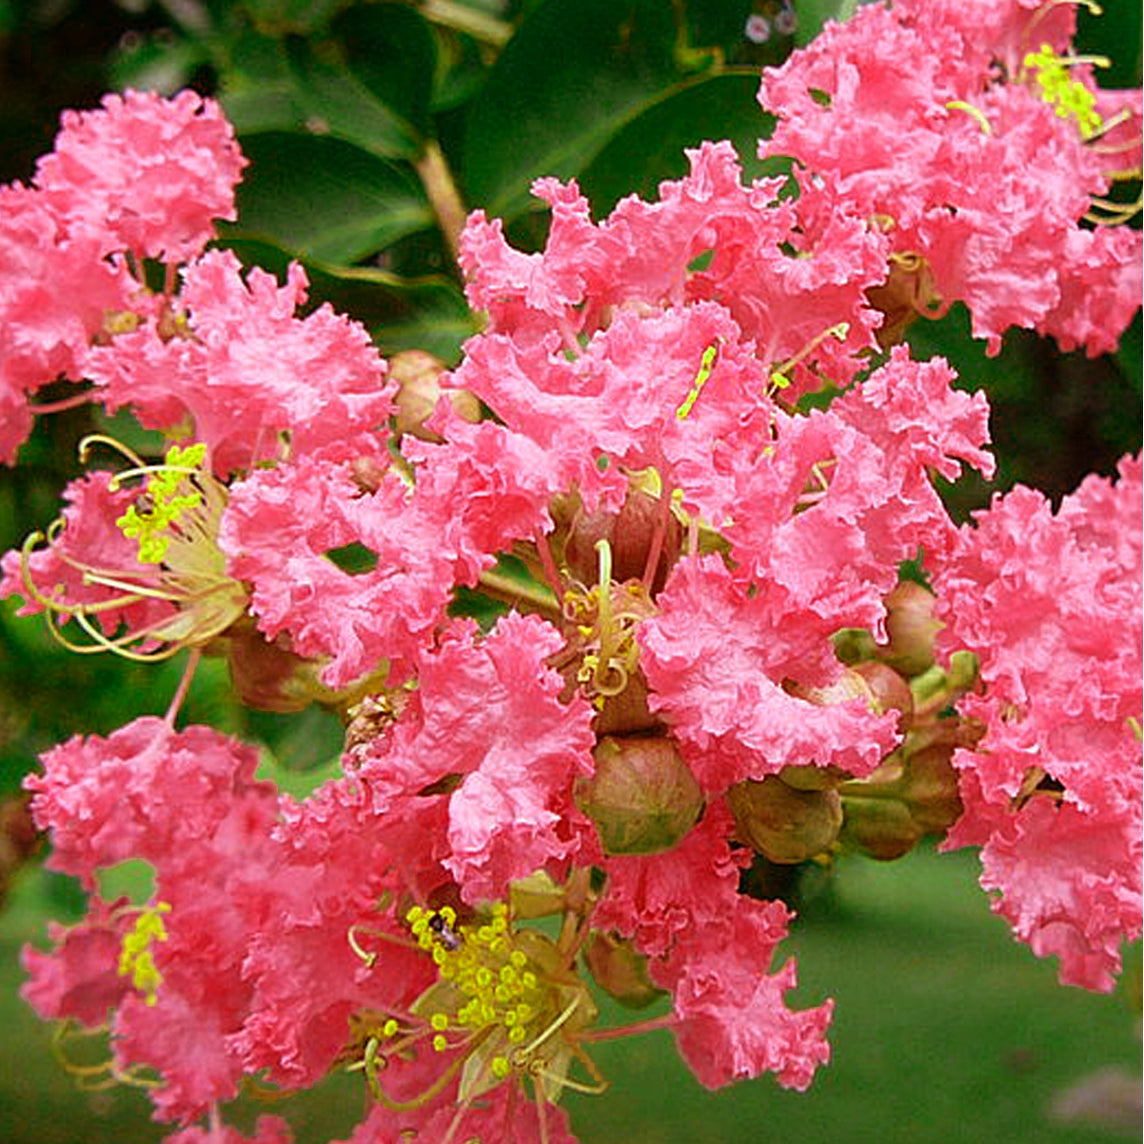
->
[833,627,878,665]
[563,488,681,591]
[794,664,912,732]
[851,661,914,732]
[584,931,666,1009]
[389,350,480,442]
[839,794,922,861]
[901,743,963,834]
[728,775,842,864]
[880,581,943,677]
[578,735,703,856]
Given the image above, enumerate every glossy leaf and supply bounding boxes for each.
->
[462,0,684,219]
[281,30,422,157]
[224,132,432,264]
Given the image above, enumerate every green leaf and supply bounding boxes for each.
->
[281,30,423,158]
[219,25,310,135]
[330,3,436,137]
[462,0,684,219]
[224,132,433,264]
[577,70,779,217]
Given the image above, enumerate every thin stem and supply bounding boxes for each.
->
[580,1013,676,1043]
[414,140,469,262]
[164,648,201,727]
[27,389,94,415]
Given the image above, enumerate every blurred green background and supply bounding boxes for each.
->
[0,0,1140,1141]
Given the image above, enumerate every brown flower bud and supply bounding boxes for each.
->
[728,775,843,864]
[578,735,703,856]
[563,488,681,591]
[584,931,666,1010]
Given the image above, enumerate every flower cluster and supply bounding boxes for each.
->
[2,2,1140,1142]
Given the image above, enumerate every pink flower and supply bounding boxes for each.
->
[353,613,597,902]
[652,896,834,1091]
[639,554,899,792]
[0,184,131,463]
[164,1117,293,1144]
[934,457,1143,989]
[86,250,391,476]
[459,141,888,398]
[757,2,1142,354]
[34,89,246,263]
[220,451,456,688]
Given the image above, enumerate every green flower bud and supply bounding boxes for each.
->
[578,735,703,856]
[839,794,923,861]
[728,775,843,864]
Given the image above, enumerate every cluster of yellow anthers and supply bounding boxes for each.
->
[116,442,209,564]
[407,904,542,1080]
[1022,42,1104,140]
[350,901,603,1116]
[117,902,171,1007]
[19,436,246,661]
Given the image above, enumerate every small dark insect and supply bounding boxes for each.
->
[134,492,156,516]
[428,912,461,952]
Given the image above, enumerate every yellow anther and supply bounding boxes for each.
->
[430,1013,450,1031]
[677,341,720,420]
[492,1056,511,1079]
[432,1034,448,1052]
[382,1018,399,1037]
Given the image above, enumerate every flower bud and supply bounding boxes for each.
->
[832,627,879,665]
[578,735,703,856]
[777,763,850,791]
[851,661,914,732]
[879,581,943,677]
[838,794,922,861]
[727,775,843,864]
[793,663,912,732]
[224,620,325,713]
[584,931,666,1009]
[563,488,681,591]
[388,349,480,442]
[901,743,963,834]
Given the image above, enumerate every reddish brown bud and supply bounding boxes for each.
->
[563,488,681,591]
[727,775,843,864]
[578,735,703,856]
[851,661,914,732]
[880,581,943,677]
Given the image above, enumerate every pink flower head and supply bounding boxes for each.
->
[934,457,1143,989]
[459,141,888,398]
[23,719,290,1120]
[651,893,833,1091]
[34,88,246,263]
[353,613,597,902]
[757,2,1142,354]
[86,250,391,476]
[0,183,132,462]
